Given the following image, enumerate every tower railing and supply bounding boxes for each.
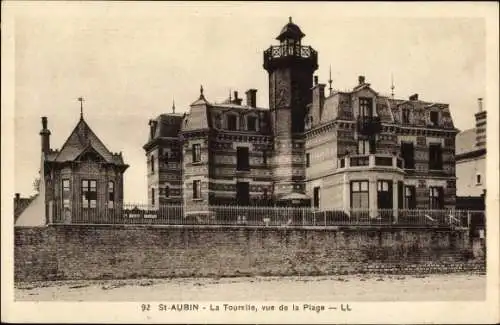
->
[264,45,317,61]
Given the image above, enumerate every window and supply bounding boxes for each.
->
[165,186,170,198]
[306,153,310,167]
[247,116,257,131]
[108,181,115,208]
[193,180,201,199]
[359,97,373,117]
[62,179,70,208]
[476,174,482,185]
[237,147,250,171]
[402,108,410,124]
[263,188,268,199]
[63,179,70,192]
[404,186,416,209]
[377,180,393,209]
[227,115,237,131]
[192,144,201,163]
[162,150,169,165]
[429,143,443,170]
[236,182,250,206]
[430,111,439,126]
[151,155,155,173]
[358,139,375,155]
[151,188,155,206]
[351,180,369,209]
[82,180,97,209]
[263,150,268,165]
[313,186,320,208]
[401,142,415,169]
[429,186,444,209]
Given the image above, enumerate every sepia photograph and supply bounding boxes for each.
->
[2,1,499,323]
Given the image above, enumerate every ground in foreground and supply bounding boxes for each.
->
[15,273,485,301]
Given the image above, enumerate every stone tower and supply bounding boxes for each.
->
[263,17,318,205]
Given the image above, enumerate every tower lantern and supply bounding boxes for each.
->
[263,17,318,134]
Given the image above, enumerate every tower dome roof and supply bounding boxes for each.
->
[276,17,305,41]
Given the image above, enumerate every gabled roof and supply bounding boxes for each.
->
[53,117,122,164]
[352,83,378,95]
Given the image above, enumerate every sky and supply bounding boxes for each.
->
[8,2,493,203]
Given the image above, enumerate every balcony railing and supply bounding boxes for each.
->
[338,154,404,170]
[357,115,382,135]
[263,45,317,61]
[49,203,481,229]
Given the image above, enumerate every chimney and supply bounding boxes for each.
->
[39,116,51,154]
[14,193,20,211]
[232,91,242,105]
[245,89,257,108]
[312,81,326,119]
[475,98,487,148]
[358,75,365,85]
[409,93,419,101]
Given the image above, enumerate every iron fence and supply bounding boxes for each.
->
[50,203,482,228]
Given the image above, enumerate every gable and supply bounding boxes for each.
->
[353,86,378,97]
[75,145,107,163]
[55,118,115,163]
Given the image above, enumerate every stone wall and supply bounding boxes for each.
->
[15,225,484,282]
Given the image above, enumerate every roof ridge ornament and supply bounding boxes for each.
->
[77,97,85,119]
[200,85,204,98]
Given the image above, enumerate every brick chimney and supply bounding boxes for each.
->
[358,75,365,85]
[409,93,419,101]
[245,89,257,108]
[14,193,20,212]
[39,117,51,154]
[475,98,487,148]
[232,91,242,105]
[312,78,325,119]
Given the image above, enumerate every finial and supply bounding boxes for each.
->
[328,65,333,95]
[200,85,204,97]
[390,74,395,99]
[289,16,292,23]
[78,97,85,119]
[172,99,176,114]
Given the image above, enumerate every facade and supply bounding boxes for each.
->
[456,98,487,199]
[15,114,128,226]
[144,18,459,216]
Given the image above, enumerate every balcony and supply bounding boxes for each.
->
[338,154,404,171]
[356,115,382,136]
[263,45,318,71]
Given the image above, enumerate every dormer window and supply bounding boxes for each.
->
[430,111,439,126]
[359,97,373,117]
[227,114,237,131]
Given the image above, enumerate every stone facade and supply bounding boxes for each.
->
[144,18,458,214]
